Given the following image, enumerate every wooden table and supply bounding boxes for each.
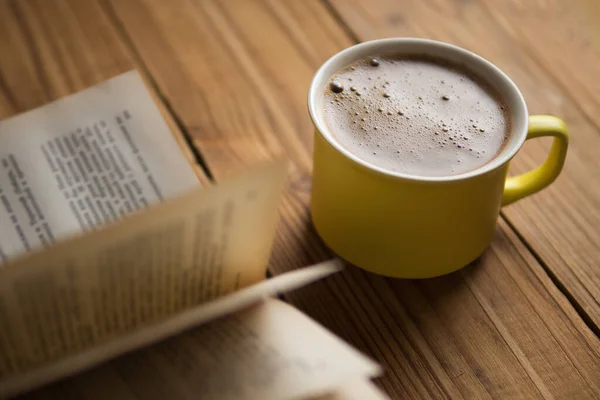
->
[2,0,599,398]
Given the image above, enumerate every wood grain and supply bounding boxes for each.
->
[477,0,600,125]
[98,0,598,398]
[0,0,209,185]
[329,0,600,337]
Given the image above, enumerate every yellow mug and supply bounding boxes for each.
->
[308,38,568,279]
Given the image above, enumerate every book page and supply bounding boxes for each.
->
[0,70,200,263]
[114,298,381,400]
[119,298,382,400]
[2,260,343,397]
[21,299,381,400]
[0,161,286,397]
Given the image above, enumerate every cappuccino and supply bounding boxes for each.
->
[323,55,510,177]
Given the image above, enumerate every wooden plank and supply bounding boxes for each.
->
[102,0,312,179]
[476,0,600,123]
[0,0,209,185]
[474,0,600,323]
[100,0,600,398]
[329,0,600,339]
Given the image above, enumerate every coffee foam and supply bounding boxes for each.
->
[323,55,510,177]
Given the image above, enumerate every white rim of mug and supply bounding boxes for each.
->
[308,38,529,182]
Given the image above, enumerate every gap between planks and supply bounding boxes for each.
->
[501,211,600,337]
[99,0,215,182]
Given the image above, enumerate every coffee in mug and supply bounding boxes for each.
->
[308,39,569,278]
[322,55,511,177]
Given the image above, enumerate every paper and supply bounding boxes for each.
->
[75,299,380,400]
[0,71,200,262]
[142,298,380,400]
[1,260,342,397]
[0,161,286,396]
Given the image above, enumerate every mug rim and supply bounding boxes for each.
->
[307,38,528,182]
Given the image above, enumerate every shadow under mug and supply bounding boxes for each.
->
[308,38,568,279]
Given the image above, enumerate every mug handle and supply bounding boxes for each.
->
[502,115,569,206]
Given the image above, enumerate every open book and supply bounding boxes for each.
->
[0,71,386,399]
